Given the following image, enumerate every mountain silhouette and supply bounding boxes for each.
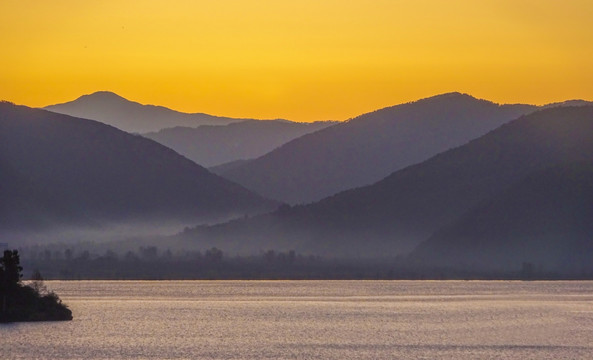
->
[217,93,539,204]
[0,102,277,234]
[44,91,273,133]
[143,120,336,167]
[178,106,593,258]
[410,161,593,273]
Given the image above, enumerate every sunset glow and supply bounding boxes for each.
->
[2,0,592,121]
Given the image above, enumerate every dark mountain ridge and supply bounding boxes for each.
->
[410,161,593,273]
[0,102,277,236]
[218,93,541,204]
[178,106,593,258]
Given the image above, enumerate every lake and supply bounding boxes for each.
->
[1,281,592,359]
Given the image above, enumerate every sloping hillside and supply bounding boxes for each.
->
[45,91,251,133]
[218,93,537,203]
[179,106,593,257]
[0,102,277,233]
[410,161,593,273]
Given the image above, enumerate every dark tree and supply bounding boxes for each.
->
[1,249,72,322]
[1,250,23,314]
[1,250,23,285]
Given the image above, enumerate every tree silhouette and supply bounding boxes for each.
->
[1,250,23,284]
[1,249,72,322]
[1,250,24,314]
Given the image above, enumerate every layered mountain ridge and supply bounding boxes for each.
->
[217,93,541,204]
[0,102,277,235]
[179,106,593,269]
[45,91,281,133]
[143,120,336,167]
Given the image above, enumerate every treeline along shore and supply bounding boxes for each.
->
[16,245,593,281]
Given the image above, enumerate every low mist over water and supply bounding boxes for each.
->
[3,281,592,359]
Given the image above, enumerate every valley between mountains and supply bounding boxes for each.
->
[2,92,592,276]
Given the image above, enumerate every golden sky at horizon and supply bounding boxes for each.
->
[1,0,592,121]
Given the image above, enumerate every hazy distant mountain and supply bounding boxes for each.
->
[0,102,277,234]
[179,106,593,257]
[218,93,539,204]
[209,159,254,175]
[143,120,336,167]
[542,99,593,108]
[44,91,262,133]
[410,161,593,273]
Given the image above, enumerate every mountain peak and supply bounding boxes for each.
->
[77,91,129,102]
[44,91,241,133]
[219,92,539,204]
[429,91,469,99]
[415,92,481,104]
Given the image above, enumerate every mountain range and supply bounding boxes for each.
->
[44,91,277,133]
[216,93,542,204]
[0,102,277,236]
[143,120,336,167]
[5,91,592,275]
[178,106,593,273]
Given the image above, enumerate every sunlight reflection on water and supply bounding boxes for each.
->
[2,281,593,359]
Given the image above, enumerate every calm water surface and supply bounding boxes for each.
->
[1,280,593,359]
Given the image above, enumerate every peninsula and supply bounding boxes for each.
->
[0,250,72,322]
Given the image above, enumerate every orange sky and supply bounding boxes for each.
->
[1,0,592,121]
